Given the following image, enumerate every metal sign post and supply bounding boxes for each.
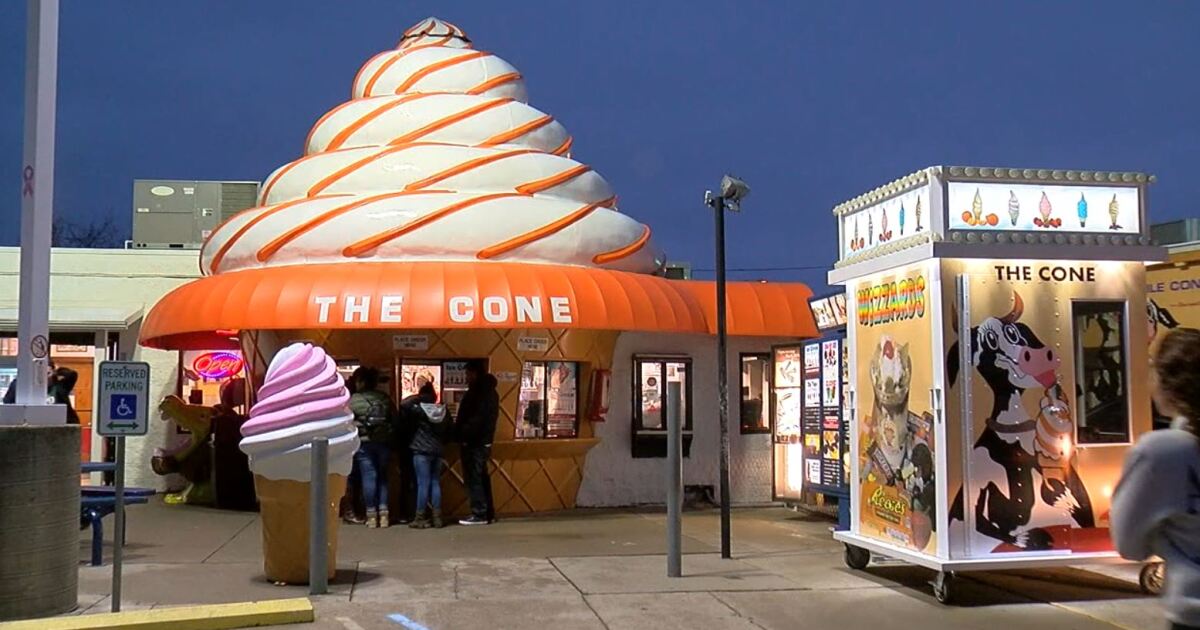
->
[309,437,329,594]
[96,361,150,613]
[666,381,683,577]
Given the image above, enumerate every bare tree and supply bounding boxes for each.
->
[52,213,123,248]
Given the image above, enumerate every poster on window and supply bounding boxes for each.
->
[401,363,441,401]
[821,340,840,407]
[775,347,801,388]
[443,361,469,389]
[854,263,937,554]
[640,361,664,430]
[944,260,1147,558]
[803,344,820,375]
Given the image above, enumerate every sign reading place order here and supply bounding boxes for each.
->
[313,293,576,326]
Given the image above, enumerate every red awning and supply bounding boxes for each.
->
[139,261,816,349]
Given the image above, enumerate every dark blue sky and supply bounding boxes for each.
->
[3,1,1198,289]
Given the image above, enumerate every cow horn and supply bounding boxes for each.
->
[1000,291,1024,324]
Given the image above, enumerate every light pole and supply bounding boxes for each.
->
[704,175,749,560]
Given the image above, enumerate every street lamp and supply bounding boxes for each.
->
[704,174,749,560]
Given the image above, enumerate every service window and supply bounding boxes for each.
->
[634,358,692,431]
[1073,301,1130,444]
[740,354,770,434]
[517,361,579,439]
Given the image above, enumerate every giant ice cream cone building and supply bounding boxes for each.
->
[140,17,817,516]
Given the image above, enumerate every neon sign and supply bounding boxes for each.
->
[192,352,244,380]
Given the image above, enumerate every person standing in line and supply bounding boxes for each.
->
[349,367,397,528]
[3,360,57,405]
[1112,327,1200,630]
[406,382,448,528]
[456,361,499,526]
[48,366,80,425]
[392,377,430,524]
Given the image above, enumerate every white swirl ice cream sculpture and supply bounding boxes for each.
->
[201,17,664,276]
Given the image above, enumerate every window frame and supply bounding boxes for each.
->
[1071,299,1133,447]
[738,353,772,434]
[515,360,581,440]
[632,356,694,434]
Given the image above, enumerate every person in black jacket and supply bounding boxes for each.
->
[406,383,449,528]
[455,362,499,525]
[3,360,56,406]
[49,367,80,425]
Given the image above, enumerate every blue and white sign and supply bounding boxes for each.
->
[97,361,151,436]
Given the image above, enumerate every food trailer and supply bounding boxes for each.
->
[771,292,851,528]
[828,165,1163,603]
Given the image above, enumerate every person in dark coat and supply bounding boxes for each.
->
[3,360,57,406]
[392,384,427,525]
[455,362,499,525]
[49,366,80,425]
[406,383,449,528]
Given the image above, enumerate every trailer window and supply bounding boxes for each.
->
[1072,301,1130,444]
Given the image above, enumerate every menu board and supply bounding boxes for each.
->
[810,293,850,332]
[798,337,849,491]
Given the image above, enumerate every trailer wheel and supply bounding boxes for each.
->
[843,544,870,570]
[1139,562,1165,596]
[932,571,956,605]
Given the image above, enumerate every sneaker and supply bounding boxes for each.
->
[343,513,366,525]
[458,515,489,526]
[378,510,390,528]
[366,509,378,529]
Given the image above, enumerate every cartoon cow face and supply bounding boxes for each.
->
[949,292,1059,394]
[1147,298,1178,344]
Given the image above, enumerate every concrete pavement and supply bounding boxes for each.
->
[70,499,1163,629]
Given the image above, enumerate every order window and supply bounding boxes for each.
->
[740,354,770,434]
[516,361,579,439]
[634,358,692,431]
[1072,301,1130,444]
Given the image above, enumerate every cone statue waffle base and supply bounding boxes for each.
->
[255,474,347,584]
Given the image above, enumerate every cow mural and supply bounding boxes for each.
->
[947,292,1096,554]
[1147,298,1179,345]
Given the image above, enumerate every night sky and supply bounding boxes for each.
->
[2,1,1198,290]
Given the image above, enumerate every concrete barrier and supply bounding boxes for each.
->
[0,425,81,621]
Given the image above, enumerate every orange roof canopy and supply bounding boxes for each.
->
[139,261,817,349]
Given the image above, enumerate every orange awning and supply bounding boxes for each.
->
[139,261,816,349]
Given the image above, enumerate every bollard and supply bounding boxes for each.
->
[666,380,683,577]
[309,437,329,595]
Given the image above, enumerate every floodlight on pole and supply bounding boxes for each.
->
[704,173,748,560]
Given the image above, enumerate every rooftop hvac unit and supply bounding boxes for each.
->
[131,180,260,249]
[663,261,691,280]
[1151,219,1200,246]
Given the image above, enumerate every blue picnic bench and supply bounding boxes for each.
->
[80,462,156,566]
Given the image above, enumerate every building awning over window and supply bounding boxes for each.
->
[138,261,818,349]
[0,304,144,332]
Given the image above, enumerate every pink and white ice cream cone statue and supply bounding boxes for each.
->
[239,343,359,584]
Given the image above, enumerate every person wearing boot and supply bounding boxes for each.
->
[407,383,449,529]
[350,367,397,528]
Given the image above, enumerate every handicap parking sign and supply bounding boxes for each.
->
[98,361,151,436]
[110,395,137,420]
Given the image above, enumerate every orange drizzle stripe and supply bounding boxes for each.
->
[394,50,489,94]
[325,93,431,151]
[304,99,360,153]
[343,192,522,258]
[551,136,574,156]
[465,72,522,95]
[209,195,349,273]
[256,190,453,263]
[515,164,592,195]
[480,114,553,146]
[592,225,652,264]
[476,197,614,260]
[387,97,512,146]
[403,148,539,191]
[351,50,391,97]
[363,52,406,96]
[258,146,359,205]
[306,145,420,197]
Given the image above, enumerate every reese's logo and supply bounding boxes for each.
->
[868,486,907,524]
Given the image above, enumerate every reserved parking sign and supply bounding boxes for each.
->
[97,361,151,437]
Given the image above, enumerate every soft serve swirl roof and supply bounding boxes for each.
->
[201,17,664,276]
